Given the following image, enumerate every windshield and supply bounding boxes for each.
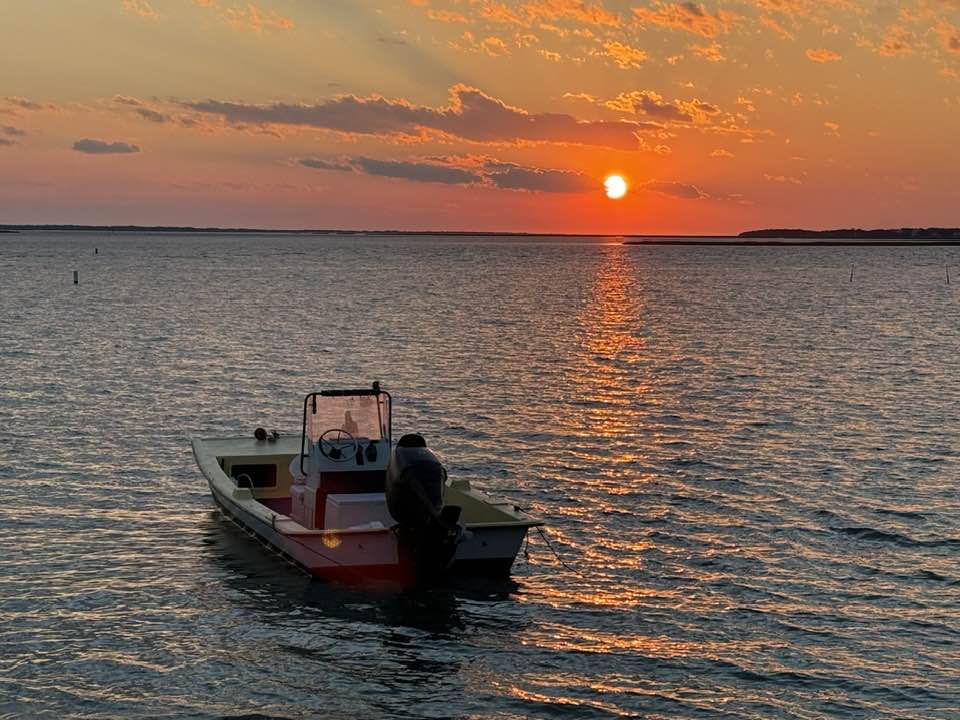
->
[304,391,391,443]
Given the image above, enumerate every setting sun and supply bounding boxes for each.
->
[604,175,627,200]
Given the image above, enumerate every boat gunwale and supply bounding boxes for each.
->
[191,435,545,533]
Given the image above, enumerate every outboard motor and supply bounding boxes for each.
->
[386,434,464,577]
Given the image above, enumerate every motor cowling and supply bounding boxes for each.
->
[386,434,445,528]
[386,434,464,578]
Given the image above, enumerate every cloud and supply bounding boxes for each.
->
[806,47,841,62]
[427,9,468,23]
[936,21,960,53]
[298,158,353,172]
[352,157,481,184]
[185,1,294,32]
[764,173,802,184]
[0,138,15,147]
[604,90,720,122]
[710,148,734,158]
[451,31,511,56]
[642,179,708,199]
[121,0,159,19]
[298,155,483,186]
[563,91,597,102]
[137,108,168,123]
[759,15,794,40]
[299,153,596,192]
[690,42,725,62]
[185,84,654,150]
[2,125,27,137]
[485,163,595,192]
[877,25,914,56]
[72,138,141,154]
[603,40,648,68]
[3,96,56,111]
[454,0,619,27]
[379,31,408,45]
[633,2,737,38]
[524,0,620,27]
[478,2,526,25]
[223,2,294,31]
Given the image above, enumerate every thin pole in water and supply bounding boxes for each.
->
[947,265,951,285]
[73,270,78,285]
[850,266,854,283]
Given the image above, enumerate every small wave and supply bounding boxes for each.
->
[832,526,960,549]
[873,508,928,520]
[832,526,915,545]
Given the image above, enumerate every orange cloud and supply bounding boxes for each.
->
[764,173,802,184]
[642,179,708,199]
[3,97,58,112]
[479,2,526,25]
[936,21,960,53]
[448,0,619,27]
[604,90,720,122]
[760,15,794,40]
[633,2,737,38]
[427,9,468,23]
[877,25,915,56]
[121,0,159,19]
[690,42,725,62]
[223,3,295,32]
[452,32,511,56]
[189,1,294,32]
[524,0,620,27]
[603,40,648,68]
[806,47,841,62]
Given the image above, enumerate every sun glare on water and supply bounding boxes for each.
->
[604,175,627,199]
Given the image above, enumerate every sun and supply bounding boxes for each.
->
[604,174,627,199]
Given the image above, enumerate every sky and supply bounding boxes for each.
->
[1,0,959,234]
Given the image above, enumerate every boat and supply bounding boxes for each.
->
[191,382,543,586]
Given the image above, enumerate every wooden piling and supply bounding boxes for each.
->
[73,271,78,285]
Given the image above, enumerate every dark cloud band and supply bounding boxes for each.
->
[187,84,654,150]
[73,138,141,154]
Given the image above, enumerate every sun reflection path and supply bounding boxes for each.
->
[571,245,652,440]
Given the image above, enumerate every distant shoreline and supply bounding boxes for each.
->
[0,224,716,238]
[739,227,960,240]
[2,224,959,244]
[624,238,960,246]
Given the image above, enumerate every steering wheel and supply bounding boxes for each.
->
[318,428,358,462]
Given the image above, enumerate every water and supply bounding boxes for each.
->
[2,232,959,719]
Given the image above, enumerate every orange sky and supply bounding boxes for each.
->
[1,0,959,233]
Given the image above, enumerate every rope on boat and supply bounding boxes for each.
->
[534,526,584,577]
[515,503,583,577]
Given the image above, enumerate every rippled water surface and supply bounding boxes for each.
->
[2,232,960,719]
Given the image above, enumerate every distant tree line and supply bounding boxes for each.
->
[740,228,960,239]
